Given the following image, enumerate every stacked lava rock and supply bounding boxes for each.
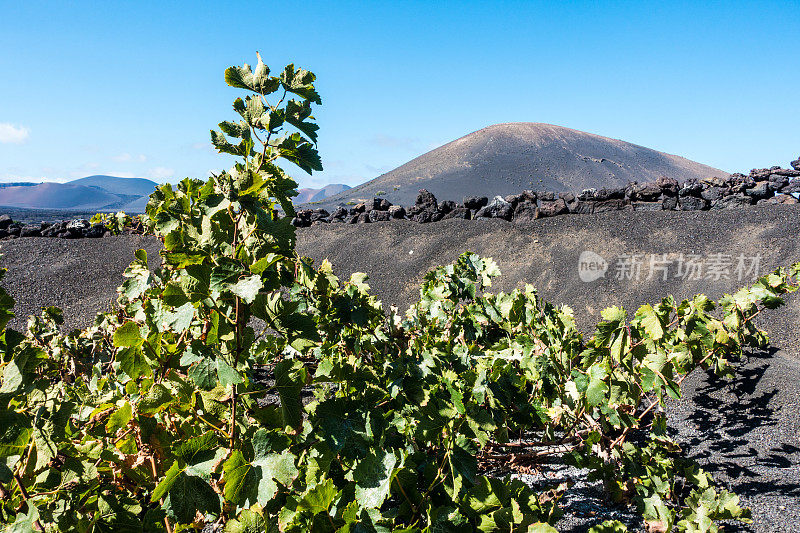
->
[289,156,800,228]
[0,216,110,240]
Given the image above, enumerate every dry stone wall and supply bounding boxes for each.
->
[291,159,800,227]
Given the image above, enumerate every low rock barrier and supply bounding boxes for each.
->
[292,159,800,227]
[0,216,146,240]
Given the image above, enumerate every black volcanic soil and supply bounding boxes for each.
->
[1,207,798,531]
[0,234,162,329]
[297,206,800,358]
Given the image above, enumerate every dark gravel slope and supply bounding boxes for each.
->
[0,234,162,330]
[297,205,800,357]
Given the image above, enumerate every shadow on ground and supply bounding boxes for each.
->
[667,348,800,532]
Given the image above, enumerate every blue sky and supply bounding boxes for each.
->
[1,1,798,188]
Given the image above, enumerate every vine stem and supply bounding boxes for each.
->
[610,346,721,450]
[149,456,173,533]
[482,443,581,463]
[13,473,44,531]
[229,209,243,450]
[393,477,418,515]
[607,298,774,450]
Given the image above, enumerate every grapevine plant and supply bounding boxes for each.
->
[1,55,799,533]
[89,212,144,236]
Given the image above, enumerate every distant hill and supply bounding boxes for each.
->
[295,183,351,204]
[314,123,729,208]
[119,195,150,213]
[0,183,124,210]
[0,182,37,188]
[67,175,158,197]
[0,175,159,212]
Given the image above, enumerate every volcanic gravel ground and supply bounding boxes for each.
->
[1,206,799,531]
[0,234,162,330]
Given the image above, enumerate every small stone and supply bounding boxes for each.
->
[512,202,538,222]
[368,210,390,222]
[679,181,703,197]
[657,176,679,195]
[20,225,42,238]
[679,196,709,211]
[661,196,678,210]
[463,196,488,210]
[388,205,406,219]
[712,194,753,209]
[439,200,456,214]
[632,181,662,201]
[568,200,594,215]
[745,181,772,199]
[443,207,471,220]
[410,209,434,223]
[538,198,568,217]
[593,199,627,212]
[537,191,555,202]
[480,196,514,220]
[310,209,330,222]
[632,201,662,211]
[415,189,438,210]
[558,192,575,203]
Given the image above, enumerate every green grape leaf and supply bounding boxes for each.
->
[297,478,338,516]
[586,363,609,407]
[635,304,665,340]
[230,275,263,304]
[188,357,217,390]
[117,346,152,380]
[217,357,243,388]
[253,450,298,505]
[164,302,195,332]
[352,449,400,509]
[223,450,257,506]
[0,410,32,457]
[139,384,173,414]
[114,321,144,347]
[162,469,221,523]
[106,402,132,433]
[274,360,306,431]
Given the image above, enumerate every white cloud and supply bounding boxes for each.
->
[148,167,175,180]
[0,123,30,144]
[105,171,137,179]
[111,153,147,163]
[0,175,44,183]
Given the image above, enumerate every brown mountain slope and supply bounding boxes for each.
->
[314,123,729,207]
